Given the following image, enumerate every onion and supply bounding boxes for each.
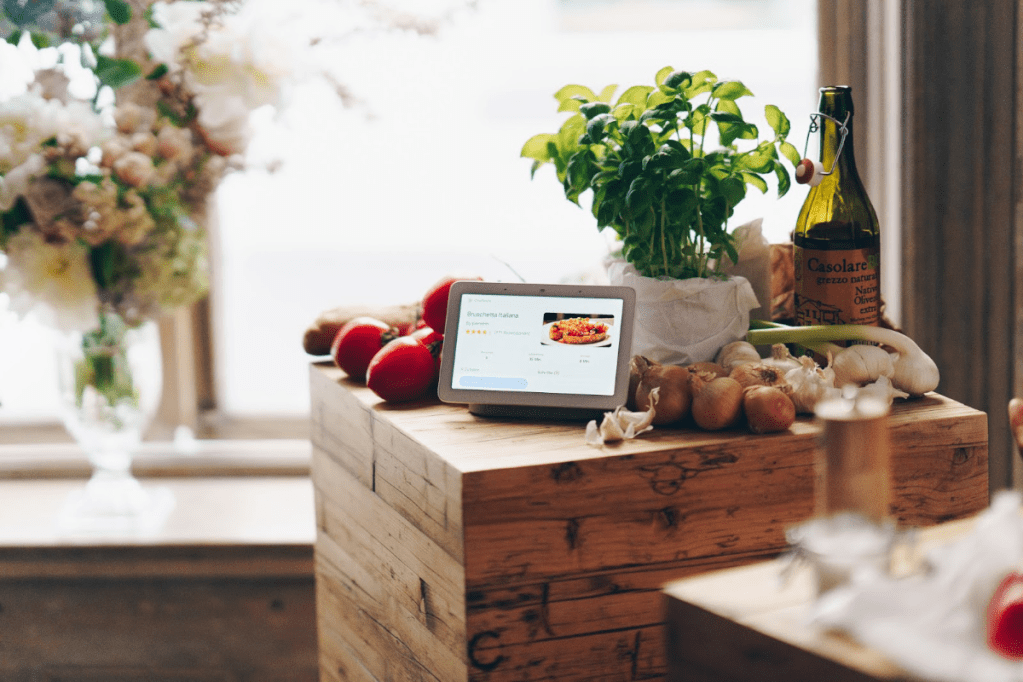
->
[627,355,653,410]
[634,359,691,425]
[743,385,796,434]
[729,363,789,390]
[686,361,729,380]
[689,374,743,431]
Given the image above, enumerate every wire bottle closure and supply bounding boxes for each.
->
[795,112,850,186]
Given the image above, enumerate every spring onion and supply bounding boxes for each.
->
[746,323,940,396]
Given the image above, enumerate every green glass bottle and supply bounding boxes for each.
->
[793,86,880,328]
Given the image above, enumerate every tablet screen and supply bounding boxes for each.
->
[437,281,635,416]
[450,293,624,396]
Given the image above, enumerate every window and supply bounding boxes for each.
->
[0,0,818,438]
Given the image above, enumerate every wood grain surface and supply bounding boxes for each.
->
[310,361,988,681]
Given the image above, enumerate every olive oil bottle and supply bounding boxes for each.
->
[794,86,880,328]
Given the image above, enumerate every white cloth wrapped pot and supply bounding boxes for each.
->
[607,260,759,366]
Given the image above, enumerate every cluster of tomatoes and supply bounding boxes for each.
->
[330,275,479,402]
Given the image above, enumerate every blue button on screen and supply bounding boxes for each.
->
[459,376,529,389]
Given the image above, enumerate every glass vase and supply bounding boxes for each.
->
[54,311,173,534]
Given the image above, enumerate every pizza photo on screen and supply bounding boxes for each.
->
[541,313,615,347]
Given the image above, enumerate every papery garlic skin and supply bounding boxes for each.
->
[584,396,657,445]
[856,375,909,406]
[831,344,895,389]
[784,356,839,414]
[762,343,802,373]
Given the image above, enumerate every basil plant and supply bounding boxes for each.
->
[522,67,801,280]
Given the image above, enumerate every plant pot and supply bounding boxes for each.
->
[607,260,759,366]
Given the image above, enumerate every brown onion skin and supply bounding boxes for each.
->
[689,375,744,431]
[743,386,796,434]
[729,363,788,389]
[635,363,691,425]
[686,361,728,380]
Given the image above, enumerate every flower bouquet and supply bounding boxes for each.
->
[0,0,290,529]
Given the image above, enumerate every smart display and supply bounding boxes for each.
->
[437,281,635,418]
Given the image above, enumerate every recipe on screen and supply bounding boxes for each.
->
[450,294,624,396]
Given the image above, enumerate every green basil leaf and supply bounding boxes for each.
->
[712,80,754,101]
[779,140,802,166]
[555,84,597,112]
[716,98,741,117]
[5,29,21,45]
[684,70,717,99]
[616,85,654,110]
[521,133,556,162]
[612,103,636,123]
[597,83,618,103]
[741,172,769,194]
[626,178,653,214]
[664,70,692,91]
[733,149,773,173]
[584,113,612,143]
[557,113,586,151]
[646,89,673,111]
[567,150,594,192]
[710,112,743,124]
[688,107,709,136]
[655,66,675,89]
[775,163,791,198]
[579,101,611,119]
[667,168,699,187]
[765,104,791,138]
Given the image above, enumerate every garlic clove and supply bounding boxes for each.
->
[598,411,627,442]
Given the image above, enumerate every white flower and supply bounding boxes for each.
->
[0,90,106,173]
[144,0,297,155]
[0,153,44,210]
[0,228,100,333]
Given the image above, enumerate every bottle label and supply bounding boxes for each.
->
[794,245,880,326]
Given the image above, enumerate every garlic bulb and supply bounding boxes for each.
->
[830,344,895,389]
[784,356,839,414]
[761,344,801,373]
[715,340,761,372]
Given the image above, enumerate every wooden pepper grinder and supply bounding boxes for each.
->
[813,393,892,523]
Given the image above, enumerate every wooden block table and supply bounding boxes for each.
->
[309,361,988,682]
[661,516,980,681]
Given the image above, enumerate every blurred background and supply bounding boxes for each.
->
[0,0,818,431]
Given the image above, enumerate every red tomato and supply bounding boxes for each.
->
[330,317,398,381]
[421,275,482,333]
[410,326,444,375]
[366,336,439,402]
[988,572,1023,659]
